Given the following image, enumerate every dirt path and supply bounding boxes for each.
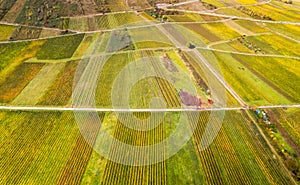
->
[0,105,299,112]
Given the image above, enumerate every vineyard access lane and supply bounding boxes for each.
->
[0,105,299,112]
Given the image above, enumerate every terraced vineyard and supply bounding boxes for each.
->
[0,0,299,184]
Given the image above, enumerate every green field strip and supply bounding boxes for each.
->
[224,20,254,35]
[80,112,117,184]
[182,23,221,44]
[129,26,174,49]
[215,7,251,18]
[39,29,62,38]
[0,111,81,184]
[67,17,89,31]
[167,15,196,22]
[201,22,240,41]
[202,0,225,7]
[38,60,79,106]
[227,41,255,53]
[189,112,225,184]
[212,51,292,105]
[145,50,181,108]
[264,23,300,41]
[233,54,300,103]
[72,33,101,58]
[95,53,131,107]
[100,112,166,184]
[166,112,205,185]
[211,42,239,52]
[0,41,30,74]
[224,111,292,184]
[249,34,300,57]
[275,108,300,146]
[67,12,144,31]
[234,20,268,33]
[0,40,45,84]
[247,4,300,22]
[58,113,105,184]
[270,0,300,13]
[0,111,28,144]
[36,34,85,60]
[0,24,16,41]
[12,63,65,105]
[170,24,207,47]
[0,63,44,103]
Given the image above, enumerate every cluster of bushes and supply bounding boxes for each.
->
[94,0,111,13]
[146,9,180,20]
[0,0,18,19]
[278,0,293,4]
[236,6,273,20]
[199,0,217,10]
[9,26,42,41]
[15,0,63,27]
[237,35,264,53]
[258,111,300,181]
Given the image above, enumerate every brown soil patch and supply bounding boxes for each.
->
[183,23,220,42]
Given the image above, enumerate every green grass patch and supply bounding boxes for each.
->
[234,55,300,102]
[0,24,16,41]
[0,40,45,84]
[0,42,30,72]
[213,52,291,105]
[134,41,173,49]
[36,34,85,60]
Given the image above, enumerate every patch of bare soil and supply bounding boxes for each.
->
[179,89,203,107]
[176,2,215,11]
[62,0,98,16]
[128,0,151,9]
[160,53,178,72]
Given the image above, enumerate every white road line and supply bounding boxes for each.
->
[0,105,298,112]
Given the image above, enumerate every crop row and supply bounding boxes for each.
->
[38,61,79,106]
[0,111,80,184]
[188,110,292,184]
[67,12,143,31]
[101,112,166,184]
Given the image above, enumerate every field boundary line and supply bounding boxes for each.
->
[0,105,299,112]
